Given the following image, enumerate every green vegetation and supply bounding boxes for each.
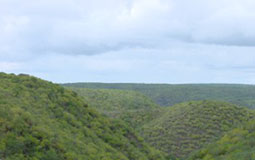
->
[188,120,255,160]
[140,101,255,159]
[65,86,255,159]
[68,87,158,114]
[63,83,255,108]
[119,108,166,131]
[2,73,255,160]
[0,73,166,160]
[66,87,165,129]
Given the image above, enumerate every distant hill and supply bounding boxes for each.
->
[188,120,255,160]
[140,101,255,159]
[64,86,255,159]
[68,87,158,113]
[63,83,255,108]
[0,73,166,160]
[65,87,165,129]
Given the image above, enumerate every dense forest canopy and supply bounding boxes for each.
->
[68,87,158,111]
[141,101,255,158]
[2,72,255,160]
[64,86,255,159]
[66,87,164,129]
[188,120,255,160]
[0,72,166,160]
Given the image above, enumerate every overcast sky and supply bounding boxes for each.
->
[1,0,255,83]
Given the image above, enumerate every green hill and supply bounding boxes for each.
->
[188,120,255,160]
[0,73,166,160]
[64,86,255,159]
[63,83,255,108]
[65,87,165,129]
[140,101,255,159]
[67,87,158,115]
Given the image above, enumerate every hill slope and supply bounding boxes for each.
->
[63,83,255,108]
[66,87,165,129]
[0,73,166,160]
[188,120,255,160]
[140,101,255,158]
[67,87,158,114]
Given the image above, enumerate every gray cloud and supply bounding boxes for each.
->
[1,0,255,57]
[1,0,255,83]
[3,43,254,84]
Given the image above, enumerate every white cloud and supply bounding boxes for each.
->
[1,0,255,83]
[1,0,254,57]
[4,43,254,84]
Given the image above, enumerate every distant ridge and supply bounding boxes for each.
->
[64,85,255,158]
[63,83,255,108]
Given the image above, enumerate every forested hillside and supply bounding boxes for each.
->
[188,120,255,160]
[66,87,165,129]
[0,73,166,160]
[63,83,255,108]
[68,87,158,113]
[140,101,255,159]
[64,85,255,159]
[2,73,255,160]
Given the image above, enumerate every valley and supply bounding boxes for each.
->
[1,72,255,160]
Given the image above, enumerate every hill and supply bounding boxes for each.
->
[188,120,255,160]
[0,73,166,160]
[140,101,255,159]
[63,83,255,108]
[65,87,165,129]
[64,86,255,159]
[67,87,158,114]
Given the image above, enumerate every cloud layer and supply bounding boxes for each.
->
[0,0,255,83]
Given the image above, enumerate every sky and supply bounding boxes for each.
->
[1,0,255,83]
